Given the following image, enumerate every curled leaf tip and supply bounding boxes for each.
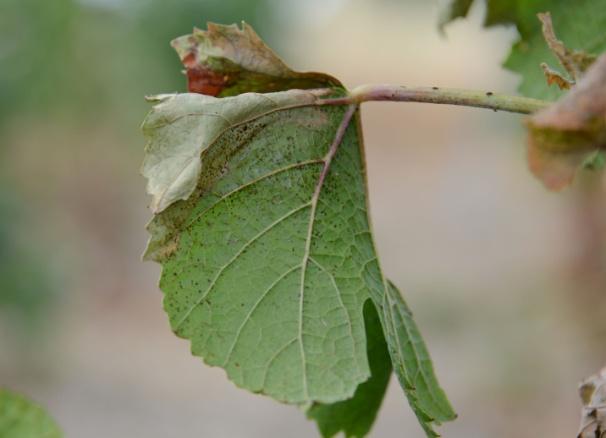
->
[170,22,340,97]
[541,62,573,90]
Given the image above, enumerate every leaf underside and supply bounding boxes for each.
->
[143,22,455,437]
[0,389,62,438]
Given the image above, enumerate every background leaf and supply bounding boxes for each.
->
[526,53,606,189]
[0,389,62,438]
[440,0,606,99]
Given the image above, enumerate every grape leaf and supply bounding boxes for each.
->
[142,22,455,437]
[0,389,62,438]
[440,0,606,99]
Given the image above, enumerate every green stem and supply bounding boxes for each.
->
[319,84,550,114]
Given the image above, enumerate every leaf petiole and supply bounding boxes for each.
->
[319,84,551,114]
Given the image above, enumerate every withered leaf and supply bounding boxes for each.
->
[541,62,573,90]
[526,53,606,190]
[578,367,606,438]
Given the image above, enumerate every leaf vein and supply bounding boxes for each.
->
[184,159,324,229]
[309,256,359,376]
[222,264,303,367]
[173,201,312,330]
[297,105,357,400]
[261,337,298,389]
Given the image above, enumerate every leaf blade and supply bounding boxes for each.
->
[147,95,372,404]
[382,281,456,436]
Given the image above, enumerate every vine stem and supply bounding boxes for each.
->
[318,84,550,114]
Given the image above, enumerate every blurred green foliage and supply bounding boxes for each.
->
[0,193,58,333]
[0,388,62,437]
[440,0,606,100]
[0,0,281,128]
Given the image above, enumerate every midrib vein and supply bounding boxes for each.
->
[297,105,357,400]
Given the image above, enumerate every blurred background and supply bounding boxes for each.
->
[1,0,605,436]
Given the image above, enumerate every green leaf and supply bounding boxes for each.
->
[0,389,62,438]
[143,89,454,436]
[381,281,455,437]
[143,90,372,405]
[143,22,455,437]
[440,0,606,99]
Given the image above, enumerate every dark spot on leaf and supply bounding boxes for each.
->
[486,91,493,96]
